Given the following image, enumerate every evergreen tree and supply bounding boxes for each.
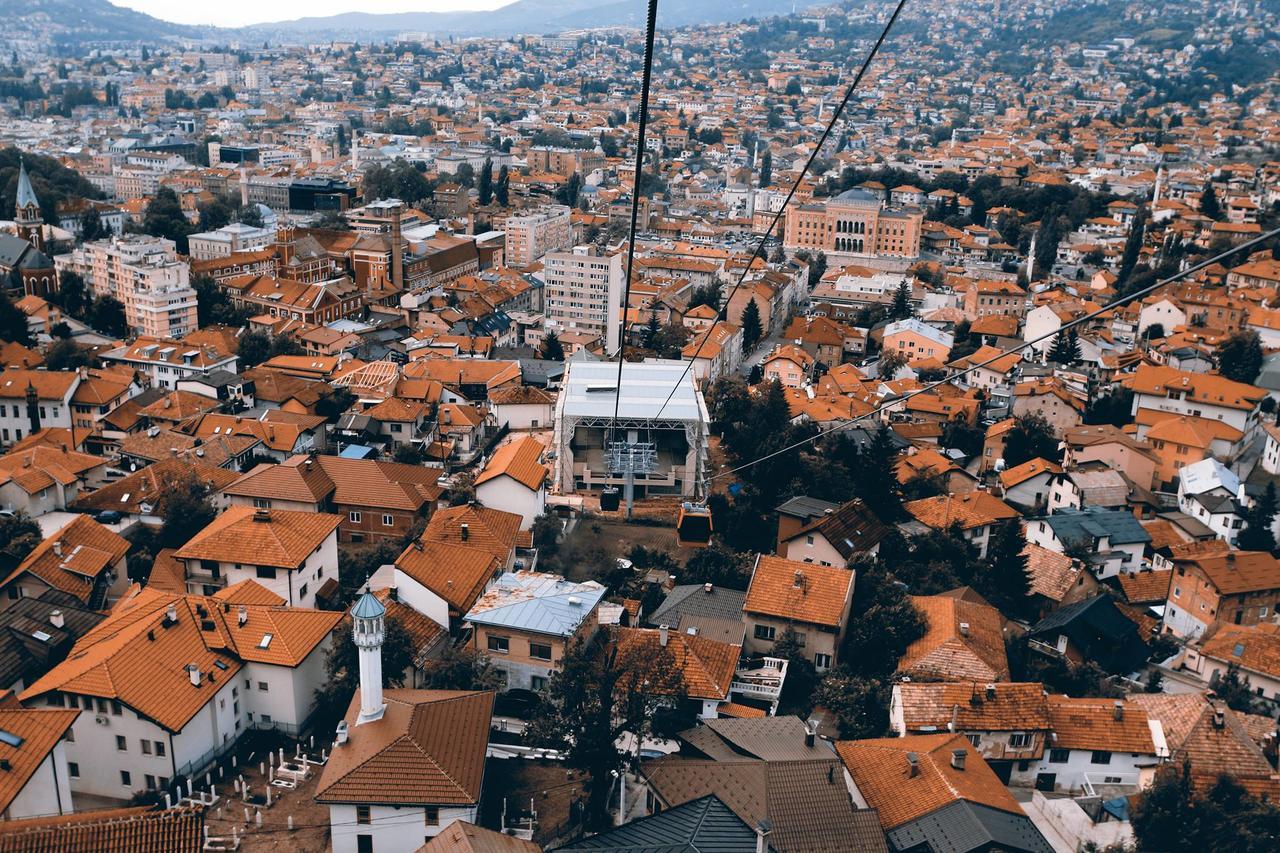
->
[889,279,914,320]
[540,330,565,361]
[87,296,127,338]
[977,520,1034,616]
[1117,205,1147,285]
[477,157,493,205]
[1047,330,1081,364]
[857,426,905,521]
[1199,181,1222,220]
[758,150,772,188]
[142,187,193,253]
[495,165,509,206]
[0,290,31,346]
[740,296,763,352]
[1217,331,1263,384]
[1238,481,1278,553]
[80,207,103,242]
[644,312,661,348]
[1002,414,1060,468]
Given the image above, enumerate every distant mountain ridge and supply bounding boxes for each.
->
[245,0,805,39]
[0,0,198,44]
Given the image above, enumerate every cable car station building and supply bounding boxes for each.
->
[553,359,710,499]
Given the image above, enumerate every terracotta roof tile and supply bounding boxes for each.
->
[0,804,204,852]
[174,506,340,569]
[613,627,738,701]
[836,734,1025,830]
[424,504,522,564]
[1045,695,1155,754]
[895,682,1050,734]
[0,516,128,605]
[900,596,1009,682]
[744,555,854,628]
[474,436,548,492]
[0,708,79,815]
[315,689,494,805]
[904,492,1019,531]
[395,540,501,614]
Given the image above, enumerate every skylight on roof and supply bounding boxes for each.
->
[258,634,273,649]
[31,630,50,642]
[0,730,23,748]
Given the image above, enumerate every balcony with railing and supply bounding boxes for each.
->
[731,656,789,712]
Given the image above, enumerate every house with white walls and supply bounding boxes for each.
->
[0,707,79,819]
[473,436,549,531]
[1025,696,1165,795]
[315,592,495,853]
[19,584,340,800]
[173,506,341,606]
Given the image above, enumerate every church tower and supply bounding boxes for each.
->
[351,590,387,725]
[14,158,42,252]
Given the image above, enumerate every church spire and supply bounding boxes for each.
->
[14,157,43,252]
[15,157,38,213]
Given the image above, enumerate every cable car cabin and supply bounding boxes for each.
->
[600,487,621,512]
[676,502,713,548]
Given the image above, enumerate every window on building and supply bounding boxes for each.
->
[68,762,79,778]
[141,740,151,755]
[116,735,127,752]
[425,807,439,826]
[356,806,371,825]
[1008,732,1031,749]
[754,625,776,642]
[531,675,548,692]
[1090,751,1112,765]
[487,636,510,654]
[383,514,394,526]
[256,567,276,579]
[529,642,552,661]
[258,682,268,692]
[350,511,362,523]
[121,770,132,787]
[1049,749,1069,763]
[357,835,373,853]
[156,740,165,757]
[814,653,832,669]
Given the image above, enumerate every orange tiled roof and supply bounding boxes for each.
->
[744,555,853,628]
[395,539,501,614]
[173,506,341,569]
[315,689,493,805]
[474,436,548,492]
[0,516,128,605]
[0,708,80,815]
[612,627,738,701]
[836,734,1025,830]
[904,492,1019,531]
[423,504,522,564]
[899,596,1009,682]
[1045,695,1155,754]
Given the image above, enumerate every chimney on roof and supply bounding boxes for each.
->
[949,704,959,732]
[49,610,64,629]
[460,522,469,541]
[237,605,248,627]
[253,508,271,523]
[389,586,399,602]
[793,569,805,590]
[804,720,817,748]
[906,752,919,778]
[958,622,971,637]
[951,749,967,771]
[703,582,713,594]
[1113,700,1124,722]
[985,684,997,701]
[52,540,62,558]
[659,624,669,647]
[165,603,178,624]
[335,720,350,746]
[754,819,773,853]
[187,664,201,687]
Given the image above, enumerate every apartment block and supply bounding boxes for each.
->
[55,235,198,339]
[505,204,572,268]
[543,246,623,354]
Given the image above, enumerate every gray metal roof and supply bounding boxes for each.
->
[15,159,38,209]
[775,496,841,519]
[554,794,757,852]
[463,572,606,637]
[887,799,1054,853]
[560,360,707,423]
[1037,506,1151,547]
[649,584,748,629]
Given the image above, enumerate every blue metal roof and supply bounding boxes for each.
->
[338,444,377,459]
[351,591,386,619]
[464,572,606,637]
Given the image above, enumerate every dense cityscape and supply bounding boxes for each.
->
[0,0,1274,850]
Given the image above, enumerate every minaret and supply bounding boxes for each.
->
[1026,231,1037,282]
[1152,167,1164,206]
[351,591,386,725]
[351,129,359,173]
[14,158,43,252]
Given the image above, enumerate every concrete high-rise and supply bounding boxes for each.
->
[543,246,624,354]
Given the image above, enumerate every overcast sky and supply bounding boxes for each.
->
[114,0,508,28]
